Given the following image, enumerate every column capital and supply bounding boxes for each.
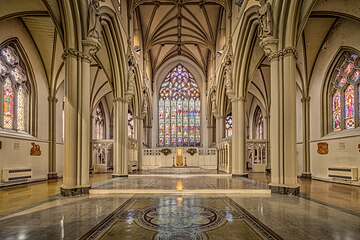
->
[301,96,311,103]
[62,48,92,63]
[48,96,58,103]
[259,37,278,60]
[82,38,101,57]
[112,97,128,103]
[231,96,246,103]
[268,47,299,62]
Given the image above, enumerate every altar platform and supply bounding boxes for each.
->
[144,166,218,174]
[90,174,271,195]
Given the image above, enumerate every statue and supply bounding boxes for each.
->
[257,0,272,39]
[142,92,148,115]
[211,89,217,113]
[88,0,105,40]
[127,57,135,98]
[224,54,233,93]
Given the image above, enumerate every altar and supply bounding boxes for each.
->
[174,148,186,167]
[142,147,217,170]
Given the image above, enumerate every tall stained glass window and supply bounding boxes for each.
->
[158,64,201,146]
[254,106,264,139]
[1,45,29,131]
[225,113,232,137]
[330,52,360,132]
[128,111,134,138]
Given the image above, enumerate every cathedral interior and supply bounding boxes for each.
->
[0,0,360,239]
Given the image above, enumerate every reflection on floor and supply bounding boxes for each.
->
[248,172,360,215]
[83,195,280,240]
[90,175,270,194]
[0,173,112,215]
[0,173,359,239]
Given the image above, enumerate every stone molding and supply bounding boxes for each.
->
[301,96,311,103]
[112,97,128,103]
[47,96,58,103]
[62,48,92,63]
[231,96,246,103]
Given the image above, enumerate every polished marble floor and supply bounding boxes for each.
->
[0,173,112,216]
[0,173,360,239]
[90,175,270,194]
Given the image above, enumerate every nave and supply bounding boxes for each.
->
[0,173,359,239]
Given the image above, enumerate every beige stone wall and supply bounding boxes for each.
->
[297,19,360,179]
[0,19,64,180]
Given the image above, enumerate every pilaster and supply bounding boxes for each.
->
[134,116,144,171]
[48,96,58,180]
[301,96,311,178]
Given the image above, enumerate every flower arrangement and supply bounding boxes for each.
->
[160,148,172,156]
[186,148,197,156]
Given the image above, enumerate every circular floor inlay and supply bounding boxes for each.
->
[138,202,225,232]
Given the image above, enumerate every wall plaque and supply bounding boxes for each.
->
[30,142,41,156]
[317,142,328,155]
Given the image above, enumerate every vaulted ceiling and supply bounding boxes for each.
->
[132,0,226,76]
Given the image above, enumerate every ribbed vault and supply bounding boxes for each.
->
[132,0,225,76]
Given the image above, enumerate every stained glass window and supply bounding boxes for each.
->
[1,44,28,132]
[225,113,232,137]
[128,111,134,139]
[254,107,264,140]
[331,51,360,132]
[17,86,26,131]
[94,102,105,139]
[3,78,14,129]
[158,64,201,146]
[345,85,355,129]
[332,90,341,131]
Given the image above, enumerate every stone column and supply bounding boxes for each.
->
[263,41,300,194]
[60,40,100,197]
[112,97,129,177]
[301,97,311,178]
[134,116,143,170]
[48,96,58,179]
[231,97,248,177]
[215,116,225,144]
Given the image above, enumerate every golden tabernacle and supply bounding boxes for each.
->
[176,148,184,167]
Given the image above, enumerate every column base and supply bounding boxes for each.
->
[300,172,312,178]
[60,186,90,197]
[112,174,128,178]
[232,173,249,178]
[269,183,300,195]
[47,172,58,180]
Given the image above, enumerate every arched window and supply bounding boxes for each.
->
[128,111,134,139]
[254,106,264,140]
[330,51,360,131]
[158,64,201,146]
[1,44,29,132]
[94,102,105,139]
[225,113,232,137]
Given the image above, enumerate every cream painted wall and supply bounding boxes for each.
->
[0,19,64,180]
[303,19,360,179]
